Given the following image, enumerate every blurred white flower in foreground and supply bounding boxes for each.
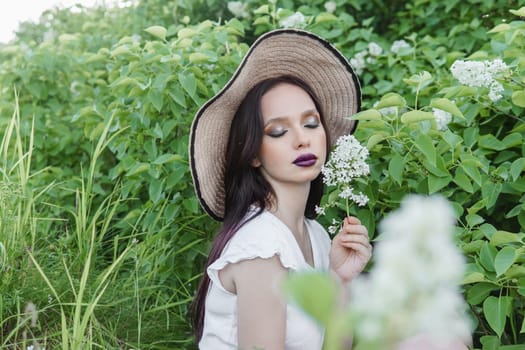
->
[450,58,508,102]
[349,195,471,346]
[280,12,306,28]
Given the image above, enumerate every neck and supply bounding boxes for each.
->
[269,182,310,238]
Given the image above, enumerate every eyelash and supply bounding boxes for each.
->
[266,118,320,138]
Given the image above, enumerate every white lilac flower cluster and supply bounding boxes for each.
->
[432,108,452,130]
[450,59,509,102]
[227,1,249,18]
[390,39,411,54]
[315,134,370,220]
[279,11,306,28]
[349,195,471,346]
[350,42,383,75]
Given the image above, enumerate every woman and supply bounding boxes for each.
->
[188,29,371,350]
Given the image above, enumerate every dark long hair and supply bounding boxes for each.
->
[188,75,330,342]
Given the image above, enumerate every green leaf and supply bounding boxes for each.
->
[480,335,499,350]
[350,109,382,121]
[169,85,187,108]
[423,154,449,177]
[110,76,138,88]
[510,7,525,17]
[126,163,150,176]
[400,110,435,124]
[460,160,482,187]
[490,230,521,246]
[252,15,270,25]
[512,90,525,107]
[521,315,525,334]
[519,277,525,297]
[488,23,512,33]
[502,133,522,149]
[510,158,525,181]
[178,72,197,98]
[144,25,167,41]
[177,28,198,39]
[414,133,436,163]
[480,242,496,272]
[430,98,464,118]
[375,93,406,109]
[110,44,131,57]
[366,133,387,149]
[462,271,486,284]
[315,12,339,23]
[254,4,270,14]
[152,153,181,165]
[507,265,525,279]
[149,179,163,204]
[428,174,451,193]
[481,181,502,210]
[147,89,164,112]
[182,196,199,214]
[506,203,524,218]
[285,272,338,326]
[461,240,484,254]
[189,52,210,63]
[466,213,484,227]
[403,70,432,86]
[494,246,516,277]
[479,134,504,150]
[483,296,512,338]
[441,129,463,150]
[467,283,497,305]
[388,153,404,185]
[454,168,473,193]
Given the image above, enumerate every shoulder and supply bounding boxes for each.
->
[209,210,301,275]
[231,210,285,245]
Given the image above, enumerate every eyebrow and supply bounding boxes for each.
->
[264,109,319,125]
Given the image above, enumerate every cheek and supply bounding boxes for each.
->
[258,141,282,166]
[317,129,328,163]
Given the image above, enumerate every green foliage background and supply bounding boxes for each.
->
[0,0,524,349]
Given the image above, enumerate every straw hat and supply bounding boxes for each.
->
[189,28,361,220]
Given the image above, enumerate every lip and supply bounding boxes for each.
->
[293,153,317,167]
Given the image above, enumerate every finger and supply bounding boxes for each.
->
[339,233,371,246]
[341,223,368,237]
[344,216,361,226]
[338,242,373,258]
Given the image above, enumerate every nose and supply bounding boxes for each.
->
[293,127,310,149]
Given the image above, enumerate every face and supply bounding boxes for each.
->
[253,82,327,190]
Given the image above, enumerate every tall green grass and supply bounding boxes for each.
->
[1,94,200,349]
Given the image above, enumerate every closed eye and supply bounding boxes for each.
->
[304,115,320,129]
[265,126,288,138]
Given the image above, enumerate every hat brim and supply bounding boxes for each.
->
[190,29,361,221]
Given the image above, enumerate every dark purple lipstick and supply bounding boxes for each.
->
[293,153,317,167]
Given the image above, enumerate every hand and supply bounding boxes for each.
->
[329,216,372,283]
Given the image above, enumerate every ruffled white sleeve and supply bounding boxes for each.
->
[207,211,304,293]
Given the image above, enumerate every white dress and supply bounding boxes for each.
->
[199,209,332,350]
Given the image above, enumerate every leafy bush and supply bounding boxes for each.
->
[0,0,524,349]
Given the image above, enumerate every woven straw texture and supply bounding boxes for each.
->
[189,29,361,220]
